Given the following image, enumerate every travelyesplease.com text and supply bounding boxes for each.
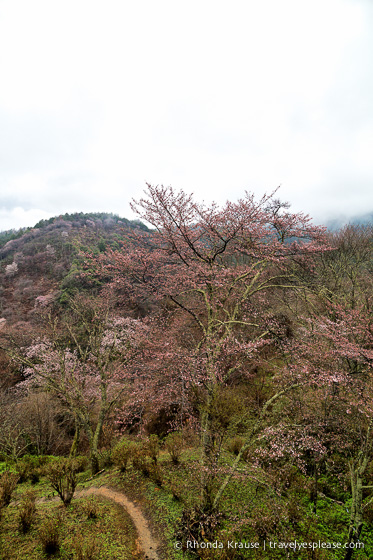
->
[174,539,364,552]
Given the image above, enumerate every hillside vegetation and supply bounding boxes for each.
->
[0,188,372,560]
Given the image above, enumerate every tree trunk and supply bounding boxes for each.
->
[69,417,81,458]
[313,461,318,514]
[90,451,100,475]
[200,394,215,512]
[344,460,365,560]
[212,384,302,511]
[89,409,106,475]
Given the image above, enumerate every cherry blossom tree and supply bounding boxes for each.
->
[8,296,148,473]
[91,184,329,509]
[5,262,18,277]
[306,304,373,559]
[261,301,373,559]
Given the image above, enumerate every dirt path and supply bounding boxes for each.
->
[76,486,160,560]
[32,485,161,560]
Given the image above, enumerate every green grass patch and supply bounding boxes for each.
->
[0,494,140,559]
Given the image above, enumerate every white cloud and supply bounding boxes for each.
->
[0,0,372,230]
[0,207,53,232]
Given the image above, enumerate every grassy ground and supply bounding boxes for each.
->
[1,447,373,560]
[0,492,141,560]
[105,447,373,560]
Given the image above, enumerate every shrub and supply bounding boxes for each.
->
[38,517,60,554]
[98,449,113,469]
[169,481,183,501]
[18,490,37,533]
[80,497,99,520]
[149,464,163,487]
[15,459,32,484]
[132,452,151,477]
[15,455,52,483]
[74,455,88,473]
[145,434,160,464]
[30,468,41,484]
[226,436,245,456]
[112,440,139,472]
[43,458,78,506]
[132,456,151,477]
[271,463,304,495]
[250,501,282,540]
[73,533,100,560]
[0,472,19,506]
[287,495,302,526]
[164,431,183,464]
[177,505,225,542]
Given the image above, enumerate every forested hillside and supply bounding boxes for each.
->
[0,212,148,324]
[0,187,372,560]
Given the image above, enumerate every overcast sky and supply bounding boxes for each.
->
[0,0,372,231]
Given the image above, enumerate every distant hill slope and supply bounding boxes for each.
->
[0,211,148,251]
[326,211,373,231]
[350,212,373,226]
[2,207,371,326]
[0,212,148,325]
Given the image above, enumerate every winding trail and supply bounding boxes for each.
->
[76,486,160,560]
[31,485,161,560]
